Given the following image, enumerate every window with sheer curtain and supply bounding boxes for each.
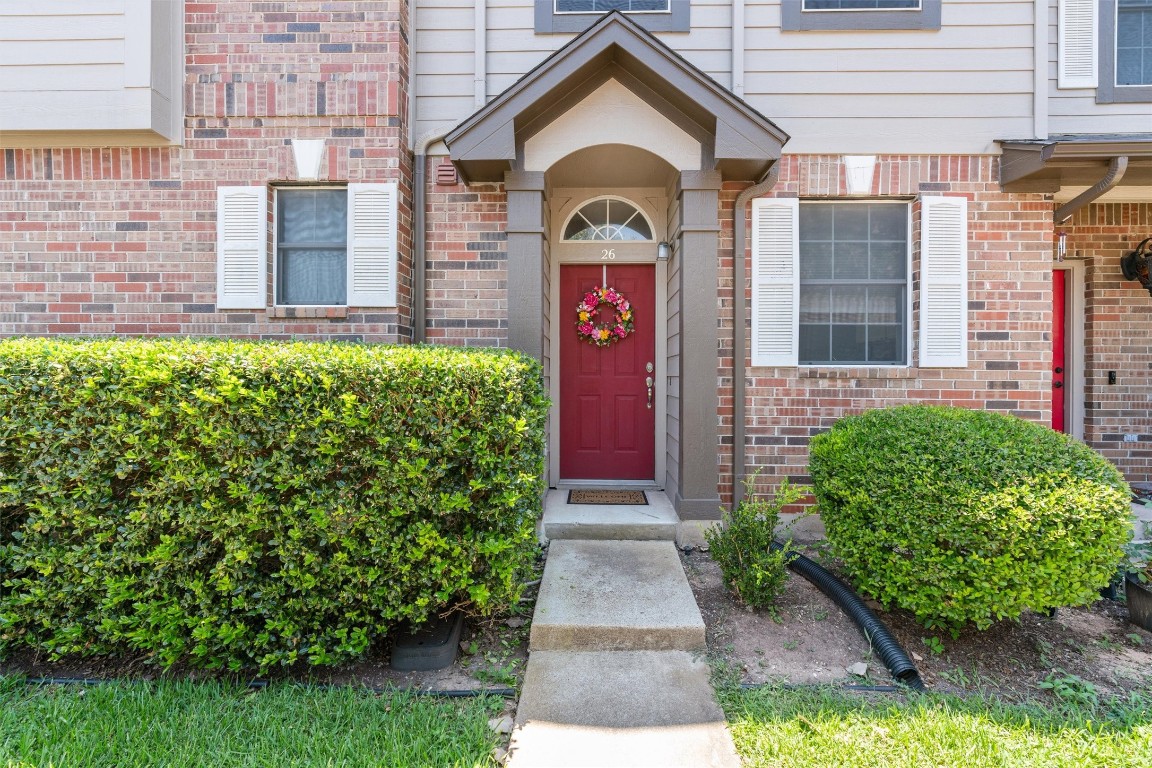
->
[276,188,348,306]
[797,202,909,366]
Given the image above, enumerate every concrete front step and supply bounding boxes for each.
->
[540,489,677,541]
[530,539,706,652]
[507,650,740,768]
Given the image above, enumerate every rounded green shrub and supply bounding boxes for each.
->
[809,405,1130,632]
[0,338,547,672]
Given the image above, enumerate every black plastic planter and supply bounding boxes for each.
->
[1125,573,1152,632]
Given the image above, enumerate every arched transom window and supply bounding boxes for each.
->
[562,197,654,241]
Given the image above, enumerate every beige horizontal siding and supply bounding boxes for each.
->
[743,0,1036,154]
[416,0,1040,156]
[0,2,180,143]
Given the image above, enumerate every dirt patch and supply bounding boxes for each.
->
[683,549,872,684]
[685,547,1152,700]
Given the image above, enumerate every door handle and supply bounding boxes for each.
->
[646,376,654,409]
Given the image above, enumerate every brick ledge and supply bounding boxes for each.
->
[267,306,349,320]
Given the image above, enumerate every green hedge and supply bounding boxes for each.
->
[809,405,1130,632]
[0,338,547,672]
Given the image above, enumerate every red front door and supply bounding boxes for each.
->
[1052,269,1067,433]
[559,264,656,480]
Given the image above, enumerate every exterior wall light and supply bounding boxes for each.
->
[657,241,671,261]
[1120,237,1152,296]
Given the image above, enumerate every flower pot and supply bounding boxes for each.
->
[1125,572,1152,632]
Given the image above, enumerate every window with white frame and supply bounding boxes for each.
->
[1059,0,1152,101]
[751,196,968,369]
[277,189,348,305]
[215,183,398,310]
[562,197,654,241]
[797,202,908,365]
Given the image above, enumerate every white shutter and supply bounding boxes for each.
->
[215,186,267,310]
[751,197,799,367]
[919,196,968,369]
[347,182,398,307]
[1058,0,1098,89]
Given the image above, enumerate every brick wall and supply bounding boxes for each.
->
[0,1,412,342]
[723,154,1056,503]
[1065,202,1152,482]
[423,156,509,346]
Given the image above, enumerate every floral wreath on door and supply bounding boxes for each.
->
[575,286,634,347]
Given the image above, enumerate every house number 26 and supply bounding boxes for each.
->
[601,249,616,260]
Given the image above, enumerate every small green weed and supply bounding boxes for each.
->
[922,636,945,655]
[940,667,971,688]
[475,657,520,687]
[1038,670,1099,708]
[1035,639,1054,667]
[1126,632,1145,646]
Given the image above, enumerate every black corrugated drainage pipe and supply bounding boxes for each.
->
[770,541,925,691]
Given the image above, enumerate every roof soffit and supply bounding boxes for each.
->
[999,136,1152,192]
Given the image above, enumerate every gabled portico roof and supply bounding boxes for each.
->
[445,11,789,183]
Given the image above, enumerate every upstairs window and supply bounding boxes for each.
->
[536,0,688,33]
[556,0,669,12]
[1059,0,1152,101]
[803,1,920,8]
[1116,0,1152,87]
[782,0,940,30]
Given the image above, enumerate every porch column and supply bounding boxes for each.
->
[676,170,723,519]
[505,171,547,359]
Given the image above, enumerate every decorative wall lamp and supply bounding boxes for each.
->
[1121,237,1152,296]
[656,241,671,261]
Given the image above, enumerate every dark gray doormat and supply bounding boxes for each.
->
[567,489,648,505]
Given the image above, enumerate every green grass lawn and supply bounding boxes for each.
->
[0,676,502,768]
[722,685,1152,768]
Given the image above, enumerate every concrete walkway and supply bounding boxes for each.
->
[506,491,740,768]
